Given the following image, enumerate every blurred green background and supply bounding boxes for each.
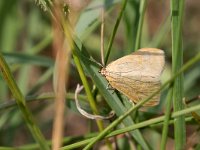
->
[0,0,200,149]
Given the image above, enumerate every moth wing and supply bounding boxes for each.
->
[105,48,165,106]
[106,48,165,82]
[108,76,161,106]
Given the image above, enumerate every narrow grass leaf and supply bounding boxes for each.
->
[0,53,50,150]
[171,0,186,149]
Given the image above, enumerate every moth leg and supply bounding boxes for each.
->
[106,83,116,94]
[106,83,114,90]
[128,99,135,105]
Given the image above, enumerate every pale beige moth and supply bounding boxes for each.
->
[100,48,165,106]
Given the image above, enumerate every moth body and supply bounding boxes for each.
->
[100,48,165,106]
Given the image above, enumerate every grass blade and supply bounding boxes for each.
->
[0,53,50,150]
[105,0,128,64]
[134,0,147,50]
[171,0,186,149]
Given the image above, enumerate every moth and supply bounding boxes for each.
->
[100,48,165,106]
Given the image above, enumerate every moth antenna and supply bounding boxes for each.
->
[75,84,115,120]
[94,60,104,68]
[100,8,105,67]
[86,56,103,68]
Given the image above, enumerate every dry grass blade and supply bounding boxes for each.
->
[51,1,71,149]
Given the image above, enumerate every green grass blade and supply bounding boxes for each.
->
[160,87,173,149]
[72,48,104,131]
[0,53,50,150]
[0,92,87,111]
[2,52,54,67]
[123,1,140,53]
[171,0,186,149]
[134,0,147,50]
[105,0,128,65]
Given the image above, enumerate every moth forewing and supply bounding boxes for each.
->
[101,48,165,106]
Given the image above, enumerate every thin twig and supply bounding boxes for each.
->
[184,95,200,104]
[75,84,115,120]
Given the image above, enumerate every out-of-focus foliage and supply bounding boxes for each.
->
[0,0,200,149]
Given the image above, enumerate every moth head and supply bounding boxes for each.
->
[99,67,107,76]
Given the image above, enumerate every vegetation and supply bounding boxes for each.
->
[0,0,200,149]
